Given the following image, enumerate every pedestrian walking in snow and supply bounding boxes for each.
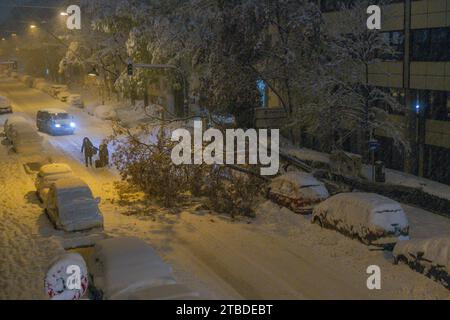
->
[81,137,98,167]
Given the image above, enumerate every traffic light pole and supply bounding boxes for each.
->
[128,62,189,116]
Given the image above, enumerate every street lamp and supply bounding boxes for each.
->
[60,12,69,16]
[30,25,37,30]
[88,67,100,77]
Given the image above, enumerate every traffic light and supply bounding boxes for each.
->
[127,63,133,76]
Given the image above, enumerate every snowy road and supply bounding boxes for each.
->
[0,77,449,300]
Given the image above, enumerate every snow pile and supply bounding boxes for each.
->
[312,193,409,242]
[394,238,450,274]
[44,252,89,300]
[47,178,103,232]
[87,237,175,300]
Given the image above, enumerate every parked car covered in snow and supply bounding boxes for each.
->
[87,237,199,300]
[312,193,409,246]
[21,75,34,88]
[7,120,43,154]
[393,238,449,289]
[268,172,329,214]
[35,163,74,203]
[3,115,27,139]
[93,105,117,120]
[57,90,71,102]
[45,177,103,232]
[0,95,12,114]
[49,85,68,98]
[32,77,46,88]
[67,94,84,108]
[36,108,76,135]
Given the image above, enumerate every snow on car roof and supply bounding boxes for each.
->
[90,237,173,299]
[52,177,90,191]
[5,116,27,126]
[273,171,322,187]
[325,192,404,213]
[39,163,72,176]
[40,108,68,114]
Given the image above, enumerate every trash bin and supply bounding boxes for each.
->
[375,161,386,183]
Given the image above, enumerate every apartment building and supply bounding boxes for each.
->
[314,1,449,184]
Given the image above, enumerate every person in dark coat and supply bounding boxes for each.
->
[81,137,97,167]
[98,141,109,168]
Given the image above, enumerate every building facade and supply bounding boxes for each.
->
[264,0,450,184]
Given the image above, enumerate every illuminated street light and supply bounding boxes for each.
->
[1,38,5,41]
[60,12,69,16]
[30,25,37,29]
[88,67,100,77]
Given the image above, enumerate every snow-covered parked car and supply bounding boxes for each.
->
[3,115,27,139]
[393,238,449,289]
[0,95,12,114]
[268,172,329,214]
[312,193,409,246]
[35,163,74,203]
[67,94,84,108]
[21,75,33,88]
[87,237,199,300]
[49,85,68,98]
[32,78,46,88]
[45,177,103,232]
[7,121,43,154]
[94,105,117,120]
[57,90,71,102]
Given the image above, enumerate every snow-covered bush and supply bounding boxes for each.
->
[204,166,265,218]
[110,124,186,207]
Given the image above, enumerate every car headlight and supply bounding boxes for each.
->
[54,124,61,128]
[70,122,76,128]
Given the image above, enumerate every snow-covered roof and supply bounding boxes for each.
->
[40,108,68,114]
[39,163,72,176]
[89,237,174,299]
[394,238,450,273]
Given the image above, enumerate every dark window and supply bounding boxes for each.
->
[412,28,450,61]
[412,90,449,121]
[380,31,404,60]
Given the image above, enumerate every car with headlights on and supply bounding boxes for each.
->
[36,108,76,135]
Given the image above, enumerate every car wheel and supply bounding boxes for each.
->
[312,216,323,227]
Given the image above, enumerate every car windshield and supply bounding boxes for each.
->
[51,113,70,120]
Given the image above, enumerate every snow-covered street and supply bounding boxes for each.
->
[0,78,449,300]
